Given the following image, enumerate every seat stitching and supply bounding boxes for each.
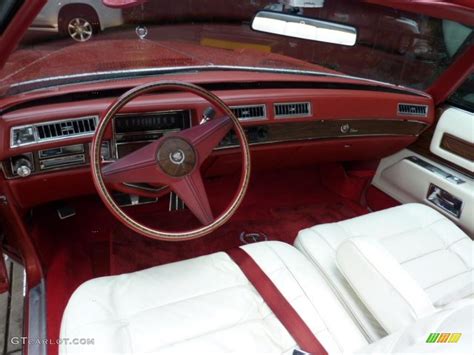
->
[399,248,442,265]
[141,315,292,353]
[446,237,468,249]
[423,270,473,291]
[263,242,345,353]
[119,283,253,320]
[295,239,376,343]
[400,239,470,269]
[430,227,471,270]
[336,222,362,241]
[308,229,338,252]
[377,218,446,242]
[123,322,134,354]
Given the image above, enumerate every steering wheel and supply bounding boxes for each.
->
[91,81,251,241]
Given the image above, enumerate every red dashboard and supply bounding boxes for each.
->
[0,73,434,209]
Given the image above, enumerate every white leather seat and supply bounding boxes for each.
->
[295,203,474,341]
[61,204,473,354]
[60,241,369,355]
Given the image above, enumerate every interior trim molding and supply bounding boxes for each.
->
[440,133,474,162]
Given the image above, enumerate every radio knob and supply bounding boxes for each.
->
[14,158,32,178]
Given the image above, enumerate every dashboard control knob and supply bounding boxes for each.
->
[14,158,32,178]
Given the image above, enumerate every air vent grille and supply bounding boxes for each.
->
[274,102,311,118]
[398,103,428,117]
[37,116,97,141]
[36,116,97,141]
[10,116,99,148]
[231,105,266,120]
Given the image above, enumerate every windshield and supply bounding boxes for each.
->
[1,0,472,96]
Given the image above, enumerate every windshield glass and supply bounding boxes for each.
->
[449,73,474,112]
[1,0,472,96]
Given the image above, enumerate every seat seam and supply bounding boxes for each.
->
[423,270,473,291]
[400,243,464,266]
[263,242,345,353]
[142,315,291,353]
[399,248,443,265]
[124,322,134,354]
[307,229,338,252]
[377,218,446,242]
[425,226,471,271]
[116,283,253,320]
[400,239,470,270]
[295,238,376,343]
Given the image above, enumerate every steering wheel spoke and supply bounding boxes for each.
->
[102,140,174,185]
[178,115,233,162]
[171,171,214,225]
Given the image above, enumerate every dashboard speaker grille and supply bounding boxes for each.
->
[398,103,428,117]
[230,105,266,120]
[274,102,311,118]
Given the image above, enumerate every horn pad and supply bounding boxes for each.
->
[157,137,196,177]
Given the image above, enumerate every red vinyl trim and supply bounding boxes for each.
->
[227,247,327,355]
[427,45,474,106]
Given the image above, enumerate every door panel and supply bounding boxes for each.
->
[373,149,473,236]
[430,107,474,171]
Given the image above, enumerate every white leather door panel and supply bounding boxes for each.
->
[373,149,474,237]
[430,107,474,171]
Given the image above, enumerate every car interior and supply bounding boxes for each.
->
[0,0,472,354]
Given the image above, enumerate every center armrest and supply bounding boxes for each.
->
[336,237,436,334]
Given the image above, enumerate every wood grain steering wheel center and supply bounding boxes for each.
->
[157,137,196,177]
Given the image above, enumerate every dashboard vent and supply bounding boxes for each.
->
[37,116,98,141]
[274,102,311,118]
[398,103,428,117]
[11,115,99,148]
[230,105,266,120]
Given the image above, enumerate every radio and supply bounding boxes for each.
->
[4,142,111,179]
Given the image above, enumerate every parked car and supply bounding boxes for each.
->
[29,0,123,42]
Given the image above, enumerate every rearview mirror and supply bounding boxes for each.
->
[251,11,357,46]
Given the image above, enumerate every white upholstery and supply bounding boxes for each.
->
[61,203,473,354]
[295,203,474,340]
[60,241,368,355]
[337,237,435,333]
[356,299,474,354]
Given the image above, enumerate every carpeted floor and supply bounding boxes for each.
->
[110,166,369,273]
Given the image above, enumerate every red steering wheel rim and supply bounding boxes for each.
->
[90,81,251,241]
